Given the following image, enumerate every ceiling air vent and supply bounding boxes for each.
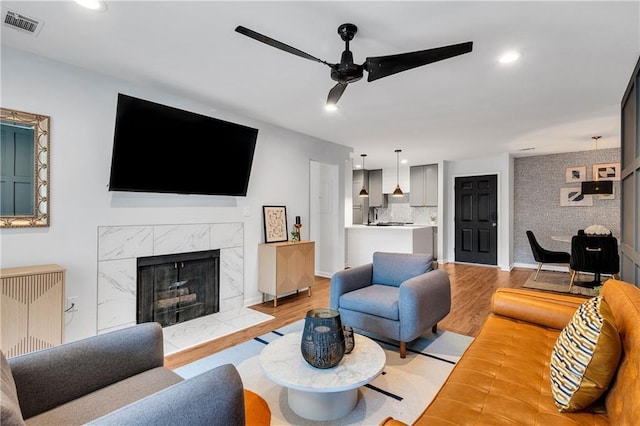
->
[2,8,44,36]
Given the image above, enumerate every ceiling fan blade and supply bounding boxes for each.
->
[365,41,473,82]
[235,26,331,66]
[327,83,348,106]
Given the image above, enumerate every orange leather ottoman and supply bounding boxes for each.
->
[244,389,271,425]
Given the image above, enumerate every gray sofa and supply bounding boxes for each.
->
[330,252,450,358]
[1,322,248,426]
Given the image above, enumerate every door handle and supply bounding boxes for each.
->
[492,223,497,227]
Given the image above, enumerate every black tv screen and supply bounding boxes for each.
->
[109,94,258,196]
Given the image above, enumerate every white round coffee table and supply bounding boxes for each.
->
[259,331,385,421]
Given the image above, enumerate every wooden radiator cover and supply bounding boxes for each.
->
[1,264,65,357]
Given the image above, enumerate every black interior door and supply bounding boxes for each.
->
[455,175,498,265]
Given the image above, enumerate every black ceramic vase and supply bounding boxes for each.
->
[300,308,345,369]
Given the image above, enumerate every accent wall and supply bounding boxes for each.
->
[513,148,621,268]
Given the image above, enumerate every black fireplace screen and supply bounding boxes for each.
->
[137,250,220,327]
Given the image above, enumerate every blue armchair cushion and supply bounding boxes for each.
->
[372,252,432,287]
[339,285,400,320]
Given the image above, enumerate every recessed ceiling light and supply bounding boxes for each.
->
[74,0,107,11]
[498,50,522,64]
[401,159,408,164]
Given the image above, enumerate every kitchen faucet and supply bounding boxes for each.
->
[367,207,378,225]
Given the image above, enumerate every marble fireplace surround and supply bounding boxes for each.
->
[97,222,244,334]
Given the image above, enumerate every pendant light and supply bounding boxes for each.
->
[392,149,404,197]
[581,136,613,195]
[358,154,369,197]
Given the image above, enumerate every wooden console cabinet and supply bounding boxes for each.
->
[1,264,66,357]
[258,241,315,307]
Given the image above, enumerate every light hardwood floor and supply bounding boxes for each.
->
[164,263,533,370]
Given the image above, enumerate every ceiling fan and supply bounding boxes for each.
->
[235,23,473,108]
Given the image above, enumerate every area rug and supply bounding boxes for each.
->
[175,320,473,425]
[522,270,598,297]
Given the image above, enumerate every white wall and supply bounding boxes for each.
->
[443,154,514,271]
[0,47,352,342]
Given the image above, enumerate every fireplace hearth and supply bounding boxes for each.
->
[137,250,220,327]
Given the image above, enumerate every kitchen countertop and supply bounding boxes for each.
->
[347,224,436,229]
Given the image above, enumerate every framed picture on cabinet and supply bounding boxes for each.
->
[263,205,288,243]
[593,163,620,181]
[565,166,586,183]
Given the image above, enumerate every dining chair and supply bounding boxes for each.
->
[569,234,620,290]
[526,230,571,280]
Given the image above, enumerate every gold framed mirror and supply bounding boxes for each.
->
[1,108,50,227]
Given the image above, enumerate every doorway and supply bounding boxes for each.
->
[309,160,341,277]
[454,175,498,265]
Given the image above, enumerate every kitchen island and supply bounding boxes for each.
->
[345,224,435,268]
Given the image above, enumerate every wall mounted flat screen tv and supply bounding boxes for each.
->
[109,93,258,196]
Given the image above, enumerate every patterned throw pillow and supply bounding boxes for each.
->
[550,296,622,412]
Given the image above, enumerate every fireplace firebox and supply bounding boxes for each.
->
[137,250,220,327]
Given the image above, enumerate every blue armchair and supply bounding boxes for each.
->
[330,252,451,358]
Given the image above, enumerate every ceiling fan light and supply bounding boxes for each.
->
[325,103,338,112]
[74,0,107,11]
[498,50,522,64]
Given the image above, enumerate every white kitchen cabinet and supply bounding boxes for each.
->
[382,166,410,195]
[352,169,369,208]
[409,164,438,206]
[368,169,387,207]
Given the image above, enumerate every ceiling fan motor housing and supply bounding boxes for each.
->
[331,50,363,83]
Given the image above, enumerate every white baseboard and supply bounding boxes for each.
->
[244,295,263,307]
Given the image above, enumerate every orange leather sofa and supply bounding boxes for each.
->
[381,279,640,425]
